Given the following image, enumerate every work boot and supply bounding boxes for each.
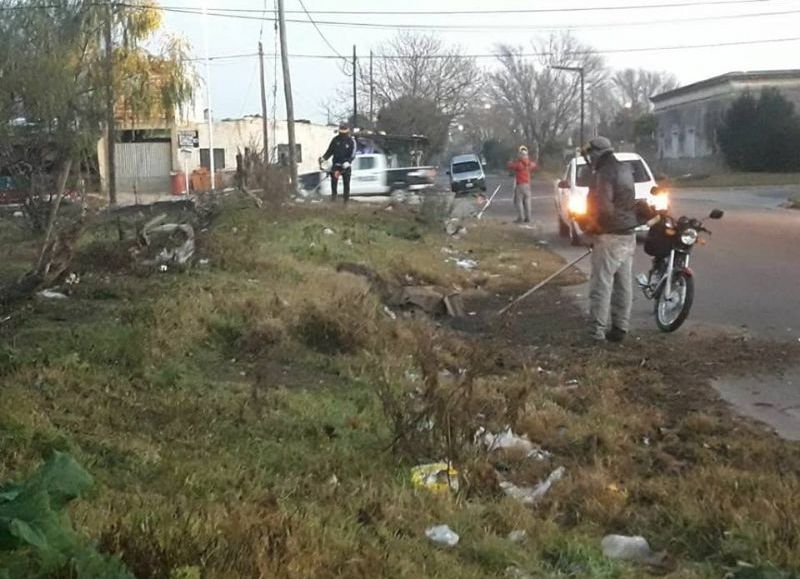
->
[605,327,627,343]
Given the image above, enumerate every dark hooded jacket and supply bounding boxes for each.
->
[322,133,356,166]
[585,151,638,234]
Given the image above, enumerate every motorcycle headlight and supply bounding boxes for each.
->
[680,228,698,246]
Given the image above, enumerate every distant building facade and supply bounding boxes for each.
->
[650,70,800,173]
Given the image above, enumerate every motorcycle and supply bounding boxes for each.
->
[637,206,724,332]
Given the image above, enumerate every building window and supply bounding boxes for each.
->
[355,156,376,170]
[277,144,303,165]
[200,148,225,170]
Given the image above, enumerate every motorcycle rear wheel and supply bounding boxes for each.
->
[654,271,694,332]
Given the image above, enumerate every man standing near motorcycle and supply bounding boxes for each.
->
[320,122,357,203]
[578,137,638,343]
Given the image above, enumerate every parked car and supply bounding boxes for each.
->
[301,153,436,197]
[448,154,486,195]
[554,152,668,245]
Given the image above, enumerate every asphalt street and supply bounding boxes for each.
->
[473,173,800,342]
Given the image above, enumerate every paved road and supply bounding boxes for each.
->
[471,173,800,341]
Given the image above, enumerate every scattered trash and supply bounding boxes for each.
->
[500,466,566,505]
[12,210,23,218]
[327,474,340,487]
[345,239,353,246]
[65,273,80,286]
[198,258,210,266]
[159,265,169,273]
[441,247,457,255]
[507,530,527,543]
[382,305,398,320]
[425,524,460,547]
[565,379,579,386]
[602,535,665,565]
[411,462,459,493]
[323,227,335,236]
[390,285,464,318]
[476,427,551,460]
[454,258,478,270]
[37,289,68,300]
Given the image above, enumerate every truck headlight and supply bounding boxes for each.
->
[650,191,670,211]
[680,228,698,246]
[568,194,587,216]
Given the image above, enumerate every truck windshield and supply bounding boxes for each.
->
[575,160,650,187]
[453,161,480,174]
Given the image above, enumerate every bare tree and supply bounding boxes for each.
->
[611,68,678,114]
[490,33,606,152]
[363,32,481,123]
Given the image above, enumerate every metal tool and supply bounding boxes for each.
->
[498,249,592,315]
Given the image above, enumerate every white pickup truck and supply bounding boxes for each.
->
[299,153,436,196]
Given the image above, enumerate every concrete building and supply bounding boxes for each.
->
[98,116,337,195]
[651,70,800,173]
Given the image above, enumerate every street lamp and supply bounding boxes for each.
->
[550,65,585,147]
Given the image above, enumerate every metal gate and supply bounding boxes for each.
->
[115,142,172,194]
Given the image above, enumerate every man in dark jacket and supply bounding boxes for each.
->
[579,136,637,343]
[320,123,357,203]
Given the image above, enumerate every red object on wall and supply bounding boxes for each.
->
[171,171,186,195]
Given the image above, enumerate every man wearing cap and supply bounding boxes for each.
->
[507,146,537,223]
[579,136,638,343]
[320,123,357,203]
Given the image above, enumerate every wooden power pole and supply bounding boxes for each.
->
[277,0,297,189]
[352,45,357,127]
[258,41,269,162]
[369,50,374,128]
[104,1,117,206]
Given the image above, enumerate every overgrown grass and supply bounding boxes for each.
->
[0,197,798,578]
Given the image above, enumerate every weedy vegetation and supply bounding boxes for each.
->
[0,193,798,578]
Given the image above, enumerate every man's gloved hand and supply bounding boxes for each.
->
[342,162,351,170]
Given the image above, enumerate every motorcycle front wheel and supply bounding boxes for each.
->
[654,271,694,332]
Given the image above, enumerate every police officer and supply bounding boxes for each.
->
[320,123,357,203]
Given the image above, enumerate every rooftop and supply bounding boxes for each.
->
[651,69,800,103]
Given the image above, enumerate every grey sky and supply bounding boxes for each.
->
[160,0,800,123]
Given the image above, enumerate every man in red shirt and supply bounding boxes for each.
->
[507,146,538,223]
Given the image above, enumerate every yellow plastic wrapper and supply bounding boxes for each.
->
[410,462,459,493]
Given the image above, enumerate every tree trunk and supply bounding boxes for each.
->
[37,158,73,272]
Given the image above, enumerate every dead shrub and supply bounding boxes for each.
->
[237,317,286,357]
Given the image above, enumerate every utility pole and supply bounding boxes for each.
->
[352,45,358,128]
[550,65,585,147]
[104,1,116,206]
[258,41,269,162]
[277,0,298,189]
[369,50,374,128]
[202,6,215,192]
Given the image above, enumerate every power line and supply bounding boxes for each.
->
[154,0,782,16]
[128,4,800,33]
[296,0,348,65]
[188,35,800,61]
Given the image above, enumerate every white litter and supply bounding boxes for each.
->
[37,289,68,300]
[476,427,551,460]
[455,258,478,270]
[382,305,398,320]
[426,525,460,547]
[500,467,566,505]
[323,228,335,236]
[507,530,527,543]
